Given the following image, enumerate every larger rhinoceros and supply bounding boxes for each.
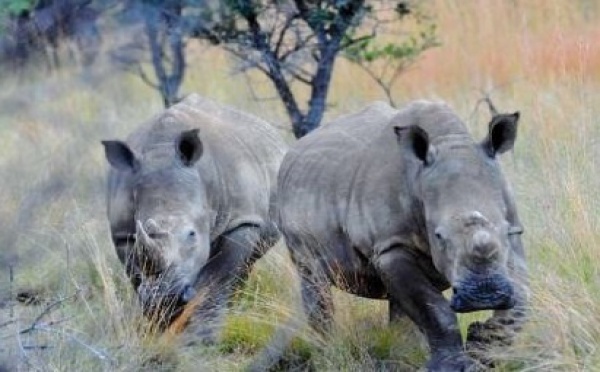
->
[101,94,287,342]
[274,101,528,370]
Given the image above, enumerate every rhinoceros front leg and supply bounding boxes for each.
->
[466,234,528,365]
[246,236,334,372]
[183,225,267,345]
[389,299,406,323]
[375,248,480,372]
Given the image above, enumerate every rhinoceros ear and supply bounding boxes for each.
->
[102,140,140,172]
[177,129,203,167]
[482,112,520,157]
[394,125,436,166]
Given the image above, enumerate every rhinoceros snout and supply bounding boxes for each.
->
[450,273,515,313]
[138,281,196,325]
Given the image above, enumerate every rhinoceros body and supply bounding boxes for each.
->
[102,94,287,341]
[275,101,528,370]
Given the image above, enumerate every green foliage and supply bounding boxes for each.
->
[346,24,440,64]
[221,314,314,369]
[341,8,441,106]
[0,0,36,34]
[343,1,441,65]
[221,315,274,353]
[0,0,35,16]
[343,321,427,367]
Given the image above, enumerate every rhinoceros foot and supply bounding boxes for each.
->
[425,352,485,372]
[466,319,516,368]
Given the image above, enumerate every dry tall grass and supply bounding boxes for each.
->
[1,0,598,370]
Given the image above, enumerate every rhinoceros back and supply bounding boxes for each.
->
[277,100,467,257]
[277,102,399,245]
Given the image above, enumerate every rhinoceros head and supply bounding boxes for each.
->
[394,112,521,313]
[102,129,211,322]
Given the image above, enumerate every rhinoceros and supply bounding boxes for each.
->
[272,101,528,370]
[101,94,287,342]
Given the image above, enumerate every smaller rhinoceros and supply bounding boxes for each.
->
[101,94,287,342]
[264,101,528,371]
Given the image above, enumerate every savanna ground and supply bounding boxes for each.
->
[1,0,599,371]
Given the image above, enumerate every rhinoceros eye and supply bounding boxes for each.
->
[186,229,197,242]
[434,227,446,241]
[433,227,450,252]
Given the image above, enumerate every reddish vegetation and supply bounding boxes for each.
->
[399,0,600,93]
[166,291,206,337]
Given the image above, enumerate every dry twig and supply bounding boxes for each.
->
[8,290,116,366]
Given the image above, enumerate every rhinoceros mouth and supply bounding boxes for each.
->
[142,298,184,327]
[138,282,195,326]
[450,273,515,313]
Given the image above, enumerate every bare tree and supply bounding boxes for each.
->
[139,1,185,107]
[0,0,102,71]
[111,0,186,107]
[344,20,439,107]
[117,1,438,136]
[189,0,438,137]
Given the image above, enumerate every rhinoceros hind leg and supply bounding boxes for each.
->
[298,267,334,336]
[287,237,334,336]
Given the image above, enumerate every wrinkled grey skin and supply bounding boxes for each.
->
[274,101,528,371]
[102,94,286,342]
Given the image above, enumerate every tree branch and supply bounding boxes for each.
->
[282,65,312,85]
[293,0,316,32]
[330,0,365,40]
[18,292,79,336]
[298,1,365,136]
[135,63,159,89]
[8,290,115,365]
[223,45,271,78]
[0,319,18,330]
[237,0,305,132]
[279,34,316,62]
[274,13,300,58]
[351,60,398,107]
[339,33,375,51]
[35,326,115,363]
[241,71,280,103]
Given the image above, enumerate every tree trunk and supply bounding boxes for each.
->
[243,5,306,137]
[295,39,342,138]
[143,2,185,107]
